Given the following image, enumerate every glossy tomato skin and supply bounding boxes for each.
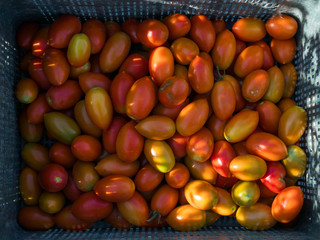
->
[163,13,191,40]
[39,191,65,214]
[270,38,296,64]
[82,19,106,54]
[271,186,304,223]
[150,184,179,216]
[229,154,267,181]
[15,78,39,104]
[280,63,297,98]
[260,162,286,193]
[134,163,164,192]
[71,135,102,162]
[94,175,135,202]
[266,15,298,40]
[211,140,236,178]
[184,156,217,184]
[206,114,228,141]
[102,117,126,154]
[282,145,307,178]
[99,32,131,73]
[73,161,99,192]
[246,132,287,161]
[171,37,199,65]
[278,106,307,145]
[67,33,91,67]
[116,121,144,163]
[166,132,188,158]
[232,181,260,206]
[236,203,277,230]
[119,53,148,80]
[137,19,169,48]
[27,93,52,124]
[232,17,266,42]
[19,109,44,143]
[232,141,248,156]
[19,167,42,206]
[153,99,189,120]
[257,180,277,198]
[21,143,50,171]
[44,112,80,144]
[122,18,140,43]
[95,154,140,178]
[149,46,174,86]
[49,142,75,168]
[46,80,83,110]
[110,72,135,114]
[117,191,149,226]
[18,206,54,230]
[234,46,263,78]
[63,171,83,202]
[212,187,237,216]
[38,163,68,192]
[212,19,226,34]
[249,41,274,70]
[263,66,285,103]
[126,76,156,120]
[256,101,281,134]
[85,87,113,130]
[190,15,216,52]
[223,75,246,112]
[78,72,111,93]
[165,163,190,188]
[278,98,297,112]
[174,64,188,80]
[188,56,214,94]
[48,14,81,48]
[28,58,51,90]
[55,205,93,231]
[166,204,206,231]
[16,22,39,50]
[72,191,113,222]
[215,174,238,189]
[199,51,214,70]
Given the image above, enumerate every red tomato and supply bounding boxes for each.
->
[163,13,191,40]
[82,19,106,54]
[16,22,39,50]
[232,141,248,156]
[171,37,199,65]
[152,99,189,120]
[212,19,227,34]
[28,58,51,90]
[122,18,140,43]
[19,167,42,206]
[63,171,83,202]
[261,162,286,193]
[189,15,216,52]
[137,19,169,48]
[266,15,298,40]
[32,26,49,57]
[104,21,122,38]
[134,163,164,192]
[102,117,126,154]
[270,38,296,64]
[119,53,148,80]
[232,17,266,42]
[226,39,247,75]
[79,72,111,93]
[165,162,190,188]
[280,63,297,98]
[18,207,54,230]
[19,109,44,143]
[256,101,281,134]
[27,93,52,124]
[166,132,189,158]
[263,66,285,103]
[105,205,132,230]
[71,135,102,162]
[15,78,39,104]
[215,174,238,189]
[49,142,75,168]
[249,41,274,70]
[71,191,113,222]
[206,114,228,141]
[38,163,68,192]
[211,140,236,177]
[199,52,214,70]
[21,52,35,71]
[257,180,277,198]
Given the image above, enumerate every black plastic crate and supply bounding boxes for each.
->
[0,0,319,239]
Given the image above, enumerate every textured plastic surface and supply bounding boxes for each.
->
[0,0,319,239]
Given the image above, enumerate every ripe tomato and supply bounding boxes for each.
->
[278,106,307,145]
[232,17,266,42]
[163,13,191,40]
[19,109,43,143]
[78,72,111,93]
[71,191,113,222]
[153,99,189,120]
[27,93,52,124]
[16,22,39,50]
[282,145,307,178]
[280,63,297,98]
[102,117,126,154]
[271,186,304,223]
[222,75,246,112]
[261,162,286,193]
[212,19,226,34]
[19,167,42,206]
[94,175,135,202]
[150,184,179,216]
[199,51,214,69]
[122,18,140,43]
[49,142,75,168]
[249,40,274,70]
[266,15,298,40]
[166,204,206,231]
[165,162,190,188]
[39,191,65,214]
[256,101,281,134]
[174,64,188,80]
[21,143,50,171]
[105,205,132,230]
[73,161,99,192]
[104,21,121,38]
[99,32,131,73]
[277,98,296,112]
[38,163,68,192]
[166,132,188,158]
[69,62,91,79]
[82,19,106,54]
[270,38,296,64]
[257,180,277,198]
[262,66,285,103]
[170,37,199,65]
[206,114,228,141]
[229,154,267,181]
[232,141,248,156]
[116,121,144,163]
[67,33,91,67]
[15,78,39,104]
[189,15,216,52]
[212,187,237,216]
[63,170,83,202]
[71,135,102,162]
[18,206,54,230]
[21,52,35,71]
[231,181,260,206]
[137,19,169,48]
[236,203,276,230]
[134,163,164,192]
[119,53,148,80]
[28,58,51,90]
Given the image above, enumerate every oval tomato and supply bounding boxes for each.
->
[232,181,260,206]
[171,37,199,65]
[73,161,99,192]
[21,143,50,171]
[16,22,39,50]
[206,114,228,141]
[260,162,286,193]
[18,206,54,230]
[19,109,44,143]
[280,63,297,98]
[166,132,188,158]
[82,19,106,54]
[63,171,83,202]
[104,21,121,38]
[102,117,126,154]
[212,187,237,216]
[38,163,68,192]
[232,141,248,156]
[71,135,102,162]
[222,75,246,112]
[137,19,168,48]
[234,46,263,78]
[256,101,281,134]
[150,184,179,216]
[163,13,191,40]
[184,156,217,184]
[165,162,190,188]
[153,99,189,120]
[21,51,35,71]
[266,15,298,40]
[67,33,91,67]
[39,191,65,214]
[270,38,296,64]
[78,72,111,93]
[15,78,39,104]
[249,40,274,70]
[278,98,297,113]
[282,145,307,178]
[105,205,132,230]
[28,58,51,90]
[215,174,238,189]
[212,19,226,34]
[232,17,266,42]
[134,163,164,192]
[262,66,285,103]
[119,53,148,80]
[69,61,91,79]
[19,167,42,206]
[174,64,188,80]
[49,142,75,168]
[211,140,236,177]
[199,51,214,70]
[122,18,140,43]
[27,93,52,124]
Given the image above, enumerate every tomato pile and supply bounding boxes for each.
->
[16,13,307,231]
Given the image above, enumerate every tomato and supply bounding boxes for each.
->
[28,58,51,90]
[232,17,266,42]
[140,188,159,203]
[226,38,247,75]
[27,93,52,124]
[21,51,35,71]
[174,64,188,80]
[270,38,296,64]
[19,167,41,206]
[256,101,281,134]
[55,205,93,231]
[102,117,126,154]
[16,22,39,49]
[69,61,91,79]
[236,203,276,230]
[135,164,163,192]
[43,48,70,86]
[266,15,298,40]
[19,109,43,143]
[280,63,297,98]
[176,99,209,136]
[184,156,217,184]
[79,72,111,93]
[38,163,68,192]
[198,52,213,70]
[73,161,99,192]
[232,181,260,206]
[49,142,75,168]
[117,191,149,226]
[165,163,190,188]
[204,210,220,227]
[31,26,49,57]
[144,139,175,173]
[163,14,191,40]
[272,186,303,223]
[104,21,121,38]
[222,75,245,112]
[206,115,228,142]
[18,207,54,230]
[116,121,144,162]
[212,19,226,34]
[282,145,307,178]
[166,132,188,158]
[67,33,91,67]
[82,19,106,54]
[72,191,112,222]
[166,204,206,231]
[249,41,274,70]
[215,174,238,189]
[39,191,65,214]
[44,112,80,144]
[137,19,169,48]
[149,46,174,86]
[212,187,237,216]
[260,162,286,193]
[63,171,83,202]
[152,99,189,120]
[95,154,140,178]
[224,110,259,143]
[257,180,277,198]
[122,18,140,43]
[170,37,199,65]
[94,175,135,202]
[262,66,285,103]
[90,54,102,73]
[71,135,102,162]
[190,15,215,52]
[105,205,132,230]
[188,56,214,94]
[278,106,307,145]
[229,154,267,181]
[277,98,296,112]
[21,143,50,171]
[144,212,167,229]
[85,87,113,130]
[179,187,188,205]
[232,141,248,156]
[211,29,236,70]
[99,32,131,73]
[119,53,148,80]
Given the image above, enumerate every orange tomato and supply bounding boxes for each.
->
[212,187,237,216]
[165,163,190,188]
[263,66,285,103]
[199,52,214,70]
[171,37,199,65]
[19,167,42,206]
[222,75,245,112]
[69,61,91,79]
[163,13,191,40]
[249,40,274,70]
[19,109,44,143]
[212,19,226,34]
[232,17,266,42]
[104,21,121,38]
[266,15,298,40]
[152,99,189,120]
[280,63,297,98]
[137,19,169,48]
[150,184,179,216]
[270,38,296,64]
[206,114,228,141]
[256,101,281,134]
[71,135,102,162]
[15,78,39,104]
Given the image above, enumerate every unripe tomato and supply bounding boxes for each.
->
[263,66,285,103]
[67,33,91,67]
[39,191,65,214]
[212,187,237,216]
[282,145,307,178]
[15,78,39,104]
[69,61,91,79]
[137,19,169,48]
[234,46,263,78]
[266,15,298,40]
[231,181,260,206]
[232,17,266,42]
[21,143,50,171]
[163,13,191,40]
